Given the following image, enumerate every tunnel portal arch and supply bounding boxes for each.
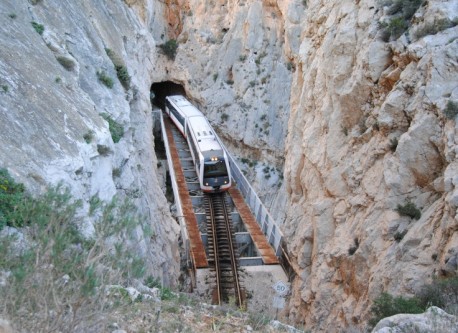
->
[150,81,186,109]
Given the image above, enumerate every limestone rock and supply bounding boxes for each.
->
[372,307,458,333]
[0,0,179,287]
[0,319,12,333]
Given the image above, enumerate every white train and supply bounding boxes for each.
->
[165,95,232,192]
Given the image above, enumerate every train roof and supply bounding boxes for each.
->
[166,95,202,118]
[187,116,223,155]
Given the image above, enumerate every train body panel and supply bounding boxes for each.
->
[165,95,231,192]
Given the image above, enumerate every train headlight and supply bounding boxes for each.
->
[224,180,227,184]
[205,182,208,186]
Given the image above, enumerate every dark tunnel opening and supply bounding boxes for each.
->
[150,81,186,109]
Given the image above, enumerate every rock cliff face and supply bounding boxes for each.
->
[282,1,458,330]
[0,0,179,286]
[1,0,457,331]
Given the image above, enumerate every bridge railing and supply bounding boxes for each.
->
[222,145,284,257]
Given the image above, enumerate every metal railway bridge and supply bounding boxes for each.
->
[153,106,290,311]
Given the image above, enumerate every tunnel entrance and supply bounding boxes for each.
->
[150,81,186,109]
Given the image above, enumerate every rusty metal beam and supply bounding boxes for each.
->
[164,117,208,269]
[228,188,279,265]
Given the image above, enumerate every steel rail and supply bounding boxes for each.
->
[219,193,244,307]
[207,195,222,305]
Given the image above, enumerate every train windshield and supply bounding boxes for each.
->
[203,159,228,178]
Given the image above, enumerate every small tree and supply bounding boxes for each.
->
[369,292,423,328]
[0,186,145,332]
[160,39,178,60]
[101,113,124,143]
[0,168,26,229]
[396,201,421,220]
[444,100,458,120]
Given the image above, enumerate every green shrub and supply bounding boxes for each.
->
[97,144,112,156]
[144,275,176,300]
[226,79,234,85]
[0,185,144,331]
[0,168,26,229]
[415,18,458,39]
[8,13,17,19]
[105,47,116,59]
[386,17,408,39]
[101,113,124,143]
[221,113,229,121]
[380,0,425,41]
[443,100,458,120]
[416,277,458,314]
[160,287,176,301]
[56,56,75,71]
[112,168,121,178]
[104,48,130,89]
[97,70,114,88]
[83,130,94,143]
[1,85,8,93]
[31,21,44,35]
[115,65,130,89]
[369,292,423,328]
[213,73,218,82]
[396,201,421,220]
[247,312,270,331]
[159,39,178,60]
[393,230,407,242]
[386,0,424,20]
[144,275,161,289]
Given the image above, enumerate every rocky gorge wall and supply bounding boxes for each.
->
[1,0,457,331]
[0,0,179,286]
[281,0,458,331]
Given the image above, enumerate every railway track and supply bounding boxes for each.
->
[204,192,245,307]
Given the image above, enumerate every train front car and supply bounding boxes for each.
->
[165,95,232,193]
[186,116,232,193]
[201,150,231,192]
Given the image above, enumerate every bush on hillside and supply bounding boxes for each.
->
[395,201,421,220]
[416,277,458,315]
[97,70,114,88]
[159,39,178,60]
[443,100,458,120]
[101,113,124,143]
[369,292,423,328]
[0,168,26,229]
[380,0,425,41]
[0,184,146,331]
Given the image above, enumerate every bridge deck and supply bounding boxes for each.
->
[228,188,279,265]
[164,117,208,269]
